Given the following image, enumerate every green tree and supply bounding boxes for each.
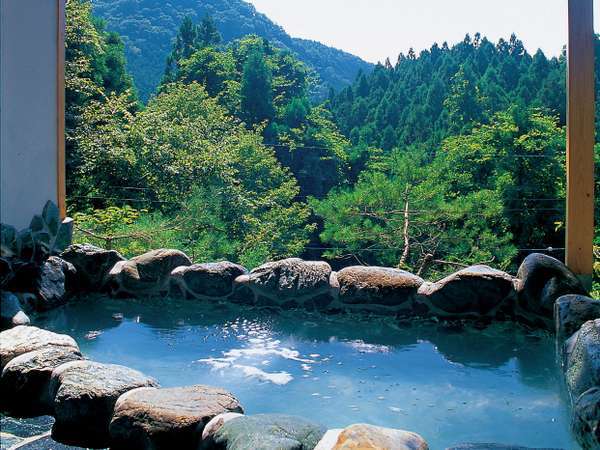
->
[240,47,275,125]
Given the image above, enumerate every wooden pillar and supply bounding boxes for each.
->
[57,0,66,219]
[566,0,595,289]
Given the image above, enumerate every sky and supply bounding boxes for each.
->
[246,0,600,63]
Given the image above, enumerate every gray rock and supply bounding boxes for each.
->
[0,326,79,371]
[315,423,428,449]
[517,253,588,318]
[336,267,424,307]
[566,319,600,399]
[0,346,83,417]
[110,385,243,450]
[209,413,326,450]
[236,258,332,302]
[34,257,76,311]
[572,387,600,450]
[0,291,30,330]
[49,360,158,448]
[107,249,191,297]
[60,244,125,290]
[555,295,600,342]
[201,412,245,446]
[417,266,515,316]
[171,262,248,299]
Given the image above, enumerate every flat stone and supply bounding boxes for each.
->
[237,258,332,301]
[572,387,600,450]
[171,262,248,299]
[60,244,125,290]
[0,326,79,371]
[107,249,191,297]
[319,424,429,450]
[566,319,600,399]
[417,266,515,316]
[336,267,424,307]
[0,291,30,330]
[1,346,83,417]
[516,253,588,318]
[209,413,326,450]
[555,295,600,342]
[110,385,243,450]
[49,360,158,448]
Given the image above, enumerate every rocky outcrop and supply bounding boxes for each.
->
[0,346,83,417]
[555,295,600,342]
[110,385,243,450]
[209,413,326,450]
[315,424,429,450]
[171,262,248,299]
[336,267,424,309]
[235,258,333,304]
[565,319,600,399]
[0,326,79,371]
[0,291,30,330]
[572,387,600,450]
[516,253,588,321]
[107,249,192,297]
[49,361,158,448]
[60,244,126,290]
[417,265,515,317]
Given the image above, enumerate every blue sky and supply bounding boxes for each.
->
[246,0,600,63]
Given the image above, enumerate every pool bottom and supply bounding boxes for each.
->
[29,295,577,449]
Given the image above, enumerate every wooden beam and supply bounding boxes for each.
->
[566,0,595,288]
[56,0,66,219]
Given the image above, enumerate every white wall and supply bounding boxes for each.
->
[1,0,60,229]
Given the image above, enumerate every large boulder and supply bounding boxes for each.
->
[236,258,333,304]
[60,244,125,290]
[336,267,424,308]
[107,249,192,297]
[565,319,600,399]
[0,291,30,330]
[208,413,326,450]
[315,424,428,450]
[109,385,243,450]
[516,253,588,319]
[171,262,248,299]
[555,295,600,342]
[0,346,83,417]
[417,266,515,316]
[49,361,158,448]
[572,387,600,450]
[0,326,79,371]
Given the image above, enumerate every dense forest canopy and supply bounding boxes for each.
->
[90,0,373,101]
[66,0,598,288]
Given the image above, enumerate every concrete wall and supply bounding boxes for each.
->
[1,0,61,229]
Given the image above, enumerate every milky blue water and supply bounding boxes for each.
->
[34,296,578,449]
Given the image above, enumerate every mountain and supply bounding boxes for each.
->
[91,0,373,101]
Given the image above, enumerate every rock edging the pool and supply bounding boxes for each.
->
[0,245,598,449]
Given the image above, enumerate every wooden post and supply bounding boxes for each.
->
[56,0,66,219]
[566,0,595,289]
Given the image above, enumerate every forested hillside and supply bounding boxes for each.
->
[91,0,372,101]
[66,0,598,286]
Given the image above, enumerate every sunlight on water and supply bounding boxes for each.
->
[33,296,577,449]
